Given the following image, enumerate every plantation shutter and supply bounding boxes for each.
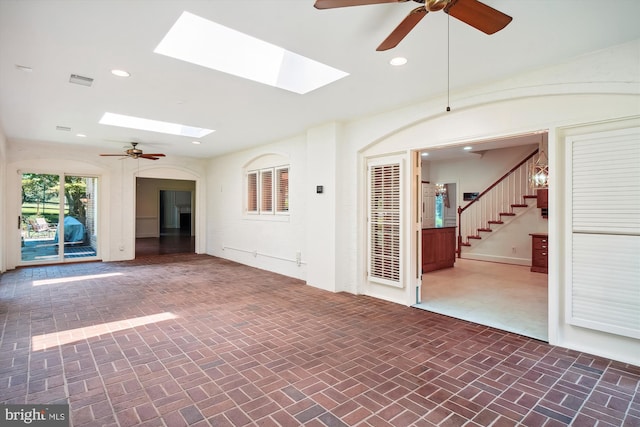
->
[368,158,402,287]
[261,169,273,213]
[276,167,289,213]
[247,171,258,213]
[567,127,640,339]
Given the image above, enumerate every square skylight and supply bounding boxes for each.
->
[154,11,349,94]
[99,112,214,138]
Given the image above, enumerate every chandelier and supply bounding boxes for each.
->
[530,150,549,189]
[435,183,447,196]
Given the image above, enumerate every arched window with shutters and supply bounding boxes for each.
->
[244,154,289,216]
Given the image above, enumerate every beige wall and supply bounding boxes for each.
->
[136,178,195,238]
[427,144,548,265]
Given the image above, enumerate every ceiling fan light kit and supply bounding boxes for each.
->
[100,142,166,161]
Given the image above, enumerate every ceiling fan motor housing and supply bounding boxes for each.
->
[425,0,450,12]
[126,142,143,156]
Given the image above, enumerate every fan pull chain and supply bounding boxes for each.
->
[446,13,450,112]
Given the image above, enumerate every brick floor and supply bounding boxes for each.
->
[1,254,638,426]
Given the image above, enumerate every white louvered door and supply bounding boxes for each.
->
[566,127,640,339]
[368,157,403,288]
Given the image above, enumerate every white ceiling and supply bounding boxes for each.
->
[1,0,639,160]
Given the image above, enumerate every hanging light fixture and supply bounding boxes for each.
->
[530,150,549,188]
[435,183,447,196]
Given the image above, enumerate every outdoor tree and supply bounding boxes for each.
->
[21,173,59,216]
[64,176,87,219]
[21,174,87,220]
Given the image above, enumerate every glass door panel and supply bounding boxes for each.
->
[62,176,98,260]
[20,173,98,263]
[21,173,61,263]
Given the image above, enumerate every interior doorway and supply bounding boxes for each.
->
[415,136,549,341]
[135,178,195,257]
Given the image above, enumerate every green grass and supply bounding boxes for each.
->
[22,202,63,223]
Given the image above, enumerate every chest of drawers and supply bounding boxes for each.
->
[530,233,548,274]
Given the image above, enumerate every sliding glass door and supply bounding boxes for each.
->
[21,173,98,263]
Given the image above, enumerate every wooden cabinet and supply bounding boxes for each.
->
[530,233,548,274]
[536,188,548,208]
[537,188,548,218]
[422,227,456,273]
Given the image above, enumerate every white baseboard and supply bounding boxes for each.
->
[461,253,530,266]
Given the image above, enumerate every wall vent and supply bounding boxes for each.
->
[56,126,71,132]
[69,74,93,87]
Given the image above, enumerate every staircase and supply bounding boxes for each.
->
[457,149,539,257]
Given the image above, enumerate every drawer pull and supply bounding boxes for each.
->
[541,245,547,249]
[541,239,547,243]
[541,252,547,256]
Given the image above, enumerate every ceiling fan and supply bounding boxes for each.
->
[314,0,512,51]
[100,142,166,160]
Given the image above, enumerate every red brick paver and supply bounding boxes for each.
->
[1,254,638,426]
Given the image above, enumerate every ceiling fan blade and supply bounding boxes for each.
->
[141,153,165,157]
[376,6,427,51]
[314,0,405,9]
[140,154,163,160]
[445,0,512,35]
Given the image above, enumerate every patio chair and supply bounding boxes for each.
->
[29,218,56,237]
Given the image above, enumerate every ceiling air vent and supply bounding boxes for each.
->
[69,74,93,87]
[56,126,71,132]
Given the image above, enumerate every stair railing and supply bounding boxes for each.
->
[457,149,538,257]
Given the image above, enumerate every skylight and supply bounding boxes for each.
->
[154,11,349,94]
[99,112,214,138]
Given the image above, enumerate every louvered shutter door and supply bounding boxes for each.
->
[568,127,640,339]
[368,160,402,287]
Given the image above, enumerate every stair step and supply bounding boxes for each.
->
[460,242,471,247]
[478,228,492,232]
[523,195,537,199]
[511,204,528,208]
[499,212,516,216]
[468,235,482,240]
[488,220,504,224]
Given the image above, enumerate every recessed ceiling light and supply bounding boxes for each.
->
[76,133,87,138]
[464,146,473,151]
[99,112,214,138]
[192,140,201,145]
[390,57,407,66]
[154,11,349,94]
[111,69,130,77]
[421,152,429,156]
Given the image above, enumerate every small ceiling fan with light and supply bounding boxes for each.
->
[99,142,166,160]
[314,0,513,51]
